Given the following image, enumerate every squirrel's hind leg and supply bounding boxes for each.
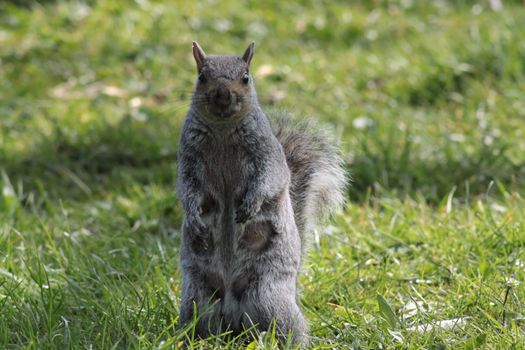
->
[179,270,225,339]
[239,282,308,346]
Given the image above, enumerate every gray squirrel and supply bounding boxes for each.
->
[176,41,347,346]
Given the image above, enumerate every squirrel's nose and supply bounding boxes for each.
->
[212,85,232,106]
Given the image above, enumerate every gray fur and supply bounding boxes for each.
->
[176,42,347,346]
[271,112,348,250]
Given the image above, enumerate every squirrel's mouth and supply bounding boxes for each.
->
[207,92,241,119]
[209,104,241,119]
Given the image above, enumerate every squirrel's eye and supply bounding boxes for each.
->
[242,73,249,84]
[198,72,206,83]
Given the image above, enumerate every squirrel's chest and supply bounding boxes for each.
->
[203,140,254,192]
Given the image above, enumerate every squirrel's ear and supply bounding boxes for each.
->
[242,42,255,66]
[192,41,206,71]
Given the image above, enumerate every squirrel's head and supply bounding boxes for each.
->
[190,42,256,121]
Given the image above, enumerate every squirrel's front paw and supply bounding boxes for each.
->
[187,215,210,248]
[235,198,261,224]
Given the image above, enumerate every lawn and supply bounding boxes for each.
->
[1,0,524,348]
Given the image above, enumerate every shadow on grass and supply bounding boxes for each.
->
[0,115,179,202]
[1,117,523,209]
[348,131,525,203]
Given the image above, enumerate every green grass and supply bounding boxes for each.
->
[1,0,524,348]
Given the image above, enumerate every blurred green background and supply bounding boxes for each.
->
[2,0,524,202]
[1,1,524,349]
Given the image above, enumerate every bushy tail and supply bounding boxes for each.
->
[271,111,348,247]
